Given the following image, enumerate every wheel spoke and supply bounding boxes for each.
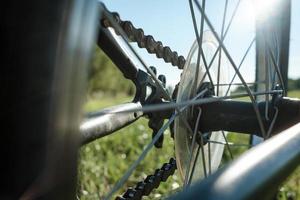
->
[265,42,271,121]
[222,131,233,160]
[266,107,279,138]
[208,141,212,175]
[196,0,244,86]
[189,0,214,87]
[96,89,283,116]
[215,81,264,87]
[198,130,208,178]
[217,0,229,96]
[193,0,267,138]
[225,38,256,96]
[184,109,202,187]
[268,42,286,95]
[188,145,201,186]
[207,140,250,147]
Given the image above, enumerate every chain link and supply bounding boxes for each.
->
[102,12,186,69]
[115,158,177,200]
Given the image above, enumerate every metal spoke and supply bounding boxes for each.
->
[198,130,208,179]
[215,81,263,87]
[189,0,214,86]
[222,131,233,160]
[208,141,212,175]
[217,0,229,96]
[188,145,201,186]
[193,0,267,138]
[268,43,286,95]
[225,38,256,96]
[189,0,206,116]
[207,140,251,147]
[265,45,271,120]
[266,107,279,138]
[197,0,244,86]
[184,109,202,187]
[271,65,277,91]
[95,90,283,116]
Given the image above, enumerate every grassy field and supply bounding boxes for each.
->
[279,90,300,200]
[78,91,300,200]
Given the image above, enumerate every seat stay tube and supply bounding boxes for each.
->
[97,25,139,83]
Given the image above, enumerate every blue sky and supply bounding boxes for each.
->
[102,0,300,86]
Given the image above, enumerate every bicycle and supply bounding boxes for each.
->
[2,0,299,199]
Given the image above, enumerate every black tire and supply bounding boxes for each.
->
[1,0,98,199]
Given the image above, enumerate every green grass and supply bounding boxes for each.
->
[276,90,300,200]
[78,91,300,200]
[78,95,180,199]
[288,90,300,98]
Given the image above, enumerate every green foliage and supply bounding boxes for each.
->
[88,47,135,96]
[288,78,300,91]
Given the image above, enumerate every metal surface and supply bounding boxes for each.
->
[197,97,300,136]
[98,27,138,81]
[171,122,300,200]
[80,102,143,144]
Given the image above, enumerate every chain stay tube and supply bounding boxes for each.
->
[80,102,143,145]
[195,97,300,137]
[98,27,138,81]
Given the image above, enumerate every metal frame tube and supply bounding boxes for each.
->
[171,122,300,200]
[80,102,143,144]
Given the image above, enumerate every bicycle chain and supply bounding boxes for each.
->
[101,11,186,69]
[116,158,177,200]
[101,8,180,199]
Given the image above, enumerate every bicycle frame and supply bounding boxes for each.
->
[172,122,300,200]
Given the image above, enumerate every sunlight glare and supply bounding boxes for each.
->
[254,0,280,21]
